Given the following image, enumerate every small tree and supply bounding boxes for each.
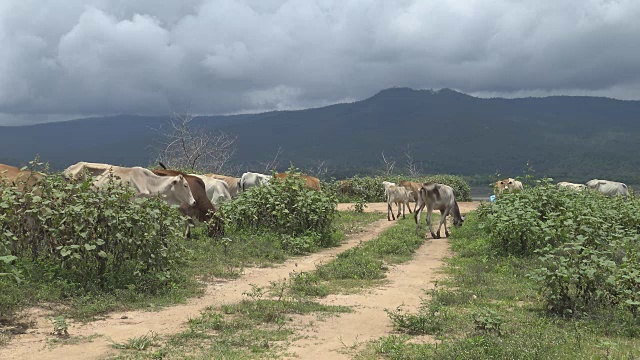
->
[153,112,236,173]
[404,145,422,177]
[380,152,396,176]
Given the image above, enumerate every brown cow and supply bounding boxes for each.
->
[274,173,321,190]
[398,180,421,213]
[153,168,223,237]
[0,163,44,191]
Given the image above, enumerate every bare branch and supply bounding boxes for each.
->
[404,145,421,177]
[380,152,395,176]
[150,111,237,173]
[258,146,283,173]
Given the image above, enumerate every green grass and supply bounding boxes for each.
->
[357,213,640,360]
[111,283,351,359]
[292,216,432,296]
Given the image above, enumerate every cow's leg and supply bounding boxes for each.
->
[427,205,438,239]
[388,202,394,221]
[407,200,413,213]
[439,209,451,238]
[401,202,406,219]
[396,202,402,219]
[414,201,425,233]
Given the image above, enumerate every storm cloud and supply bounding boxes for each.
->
[1,0,639,124]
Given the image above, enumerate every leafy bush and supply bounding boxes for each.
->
[478,180,640,316]
[386,303,452,335]
[0,172,188,295]
[329,174,471,203]
[218,168,338,247]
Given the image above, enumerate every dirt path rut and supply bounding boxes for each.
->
[284,236,451,359]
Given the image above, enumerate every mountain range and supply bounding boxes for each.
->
[1,87,639,183]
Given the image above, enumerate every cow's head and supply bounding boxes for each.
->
[454,215,465,228]
[173,175,196,207]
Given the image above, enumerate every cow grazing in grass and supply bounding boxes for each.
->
[154,165,223,237]
[586,179,629,197]
[414,182,464,239]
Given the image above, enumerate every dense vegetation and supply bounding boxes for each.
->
[0,170,187,320]
[478,181,640,317]
[219,168,338,253]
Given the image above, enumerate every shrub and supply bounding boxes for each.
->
[0,171,188,295]
[218,167,338,247]
[479,179,640,316]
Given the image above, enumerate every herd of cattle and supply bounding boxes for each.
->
[0,162,321,236]
[381,177,630,239]
[0,160,632,239]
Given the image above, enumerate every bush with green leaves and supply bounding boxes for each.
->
[478,180,640,316]
[218,168,338,249]
[0,172,188,295]
[328,174,471,203]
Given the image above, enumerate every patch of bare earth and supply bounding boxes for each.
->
[0,219,395,360]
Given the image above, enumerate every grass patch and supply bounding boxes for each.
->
[110,331,159,351]
[112,283,351,359]
[358,213,640,359]
[292,216,431,295]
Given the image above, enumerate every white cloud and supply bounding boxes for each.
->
[1,0,639,124]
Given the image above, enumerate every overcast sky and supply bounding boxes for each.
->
[1,0,639,125]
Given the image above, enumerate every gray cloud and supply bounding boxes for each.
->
[1,0,639,124]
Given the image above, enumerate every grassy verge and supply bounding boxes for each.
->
[110,283,351,359]
[291,216,432,296]
[0,211,382,327]
[357,213,640,359]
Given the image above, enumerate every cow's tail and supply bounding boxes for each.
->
[159,162,168,169]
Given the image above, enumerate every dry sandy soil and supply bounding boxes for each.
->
[0,202,479,360]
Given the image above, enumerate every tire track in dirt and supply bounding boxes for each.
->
[0,219,395,360]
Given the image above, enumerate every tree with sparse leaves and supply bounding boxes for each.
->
[152,112,236,173]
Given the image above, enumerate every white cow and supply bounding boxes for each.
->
[94,167,196,207]
[495,178,524,194]
[386,185,413,221]
[190,174,232,205]
[63,162,117,180]
[204,173,241,198]
[557,182,587,191]
[238,172,272,192]
[382,181,396,201]
[586,179,629,197]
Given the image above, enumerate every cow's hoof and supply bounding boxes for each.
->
[445,232,450,237]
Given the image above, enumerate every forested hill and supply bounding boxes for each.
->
[1,87,639,182]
